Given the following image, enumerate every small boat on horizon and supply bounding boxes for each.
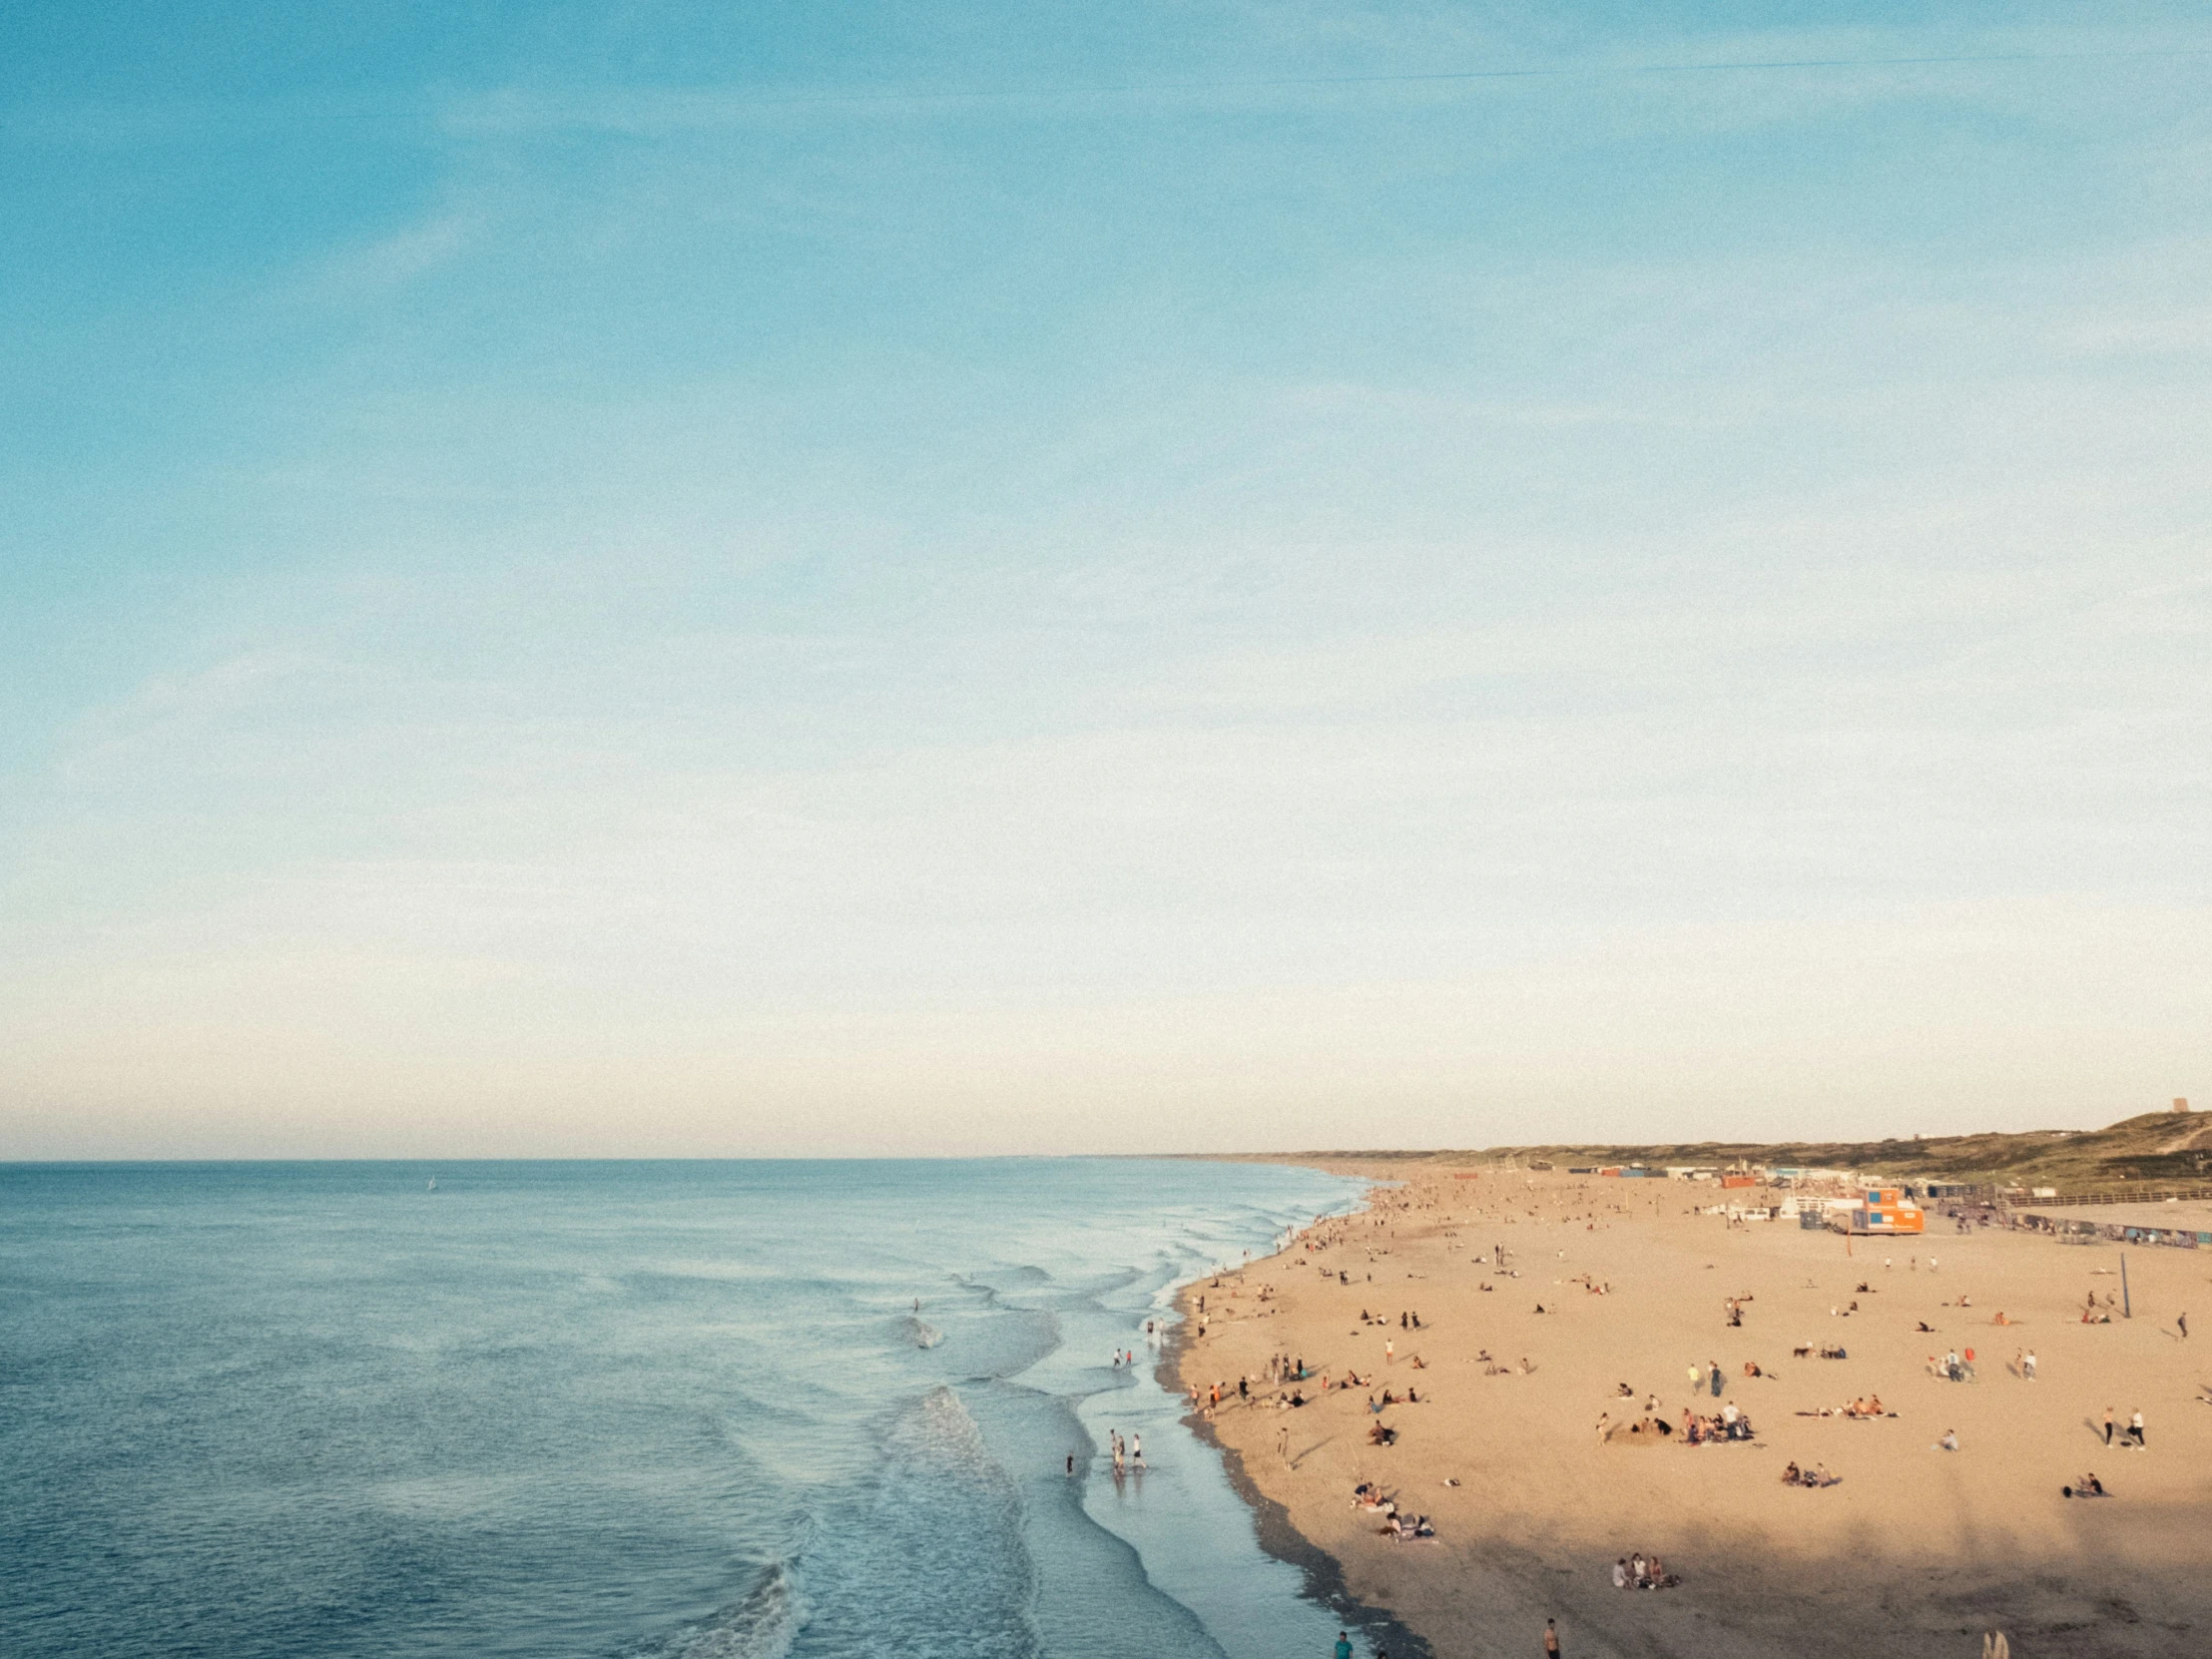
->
[426,1176,437,1192]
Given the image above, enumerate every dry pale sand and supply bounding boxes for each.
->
[1177,1165,2212,1659]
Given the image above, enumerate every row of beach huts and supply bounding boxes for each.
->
[1535,1161,2212,1249]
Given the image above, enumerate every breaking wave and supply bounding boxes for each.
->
[619,1562,807,1659]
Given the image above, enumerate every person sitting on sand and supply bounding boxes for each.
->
[1782,1461,1803,1485]
[1935,1428,1959,1451]
[2062,1472,2106,1497]
[1918,1322,1936,1333]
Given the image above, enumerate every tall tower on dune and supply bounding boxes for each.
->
[2175,1098,2192,1114]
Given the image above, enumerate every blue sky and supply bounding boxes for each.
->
[3,4,2208,1156]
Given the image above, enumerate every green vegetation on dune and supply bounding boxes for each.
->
[1288,1113,2212,1194]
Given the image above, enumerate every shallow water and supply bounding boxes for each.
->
[0,1158,1364,1659]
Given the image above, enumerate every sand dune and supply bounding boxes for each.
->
[1177,1165,2212,1658]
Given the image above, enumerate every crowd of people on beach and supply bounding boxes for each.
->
[1180,1166,2204,1659]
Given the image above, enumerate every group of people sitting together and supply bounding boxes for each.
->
[1477,1350,1533,1376]
[1601,1403,1757,1444]
[1780,1461,1843,1487]
[1796,1394,1889,1418]
[1791,1343,1850,1360]
[1679,1405,1755,1443]
[1350,1482,1436,1539]
[1926,1350,1976,1382]
[1611,1551,1680,1589]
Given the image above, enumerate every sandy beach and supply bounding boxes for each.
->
[1177,1166,2212,1658]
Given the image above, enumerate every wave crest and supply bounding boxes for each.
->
[621,1561,806,1659]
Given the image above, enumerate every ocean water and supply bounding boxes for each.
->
[0,1158,1371,1659]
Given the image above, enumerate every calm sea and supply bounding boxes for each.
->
[1,1158,1369,1659]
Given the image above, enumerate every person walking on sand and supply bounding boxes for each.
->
[2128,1409,2145,1448]
[1543,1616,1561,1656]
[2103,1406,2115,1445]
[1385,1339,1395,1366]
[2180,1311,2189,1340]
[1709,1362,1723,1398]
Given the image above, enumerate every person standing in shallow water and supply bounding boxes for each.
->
[1334,1633,1353,1659]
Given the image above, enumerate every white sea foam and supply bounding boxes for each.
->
[626,1562,806,1659]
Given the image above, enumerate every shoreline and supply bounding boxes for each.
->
[1160,1183,1432,1659]
[1172,1159,2212,1659]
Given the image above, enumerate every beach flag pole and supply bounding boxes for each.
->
[2120,1252,2130,1320]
